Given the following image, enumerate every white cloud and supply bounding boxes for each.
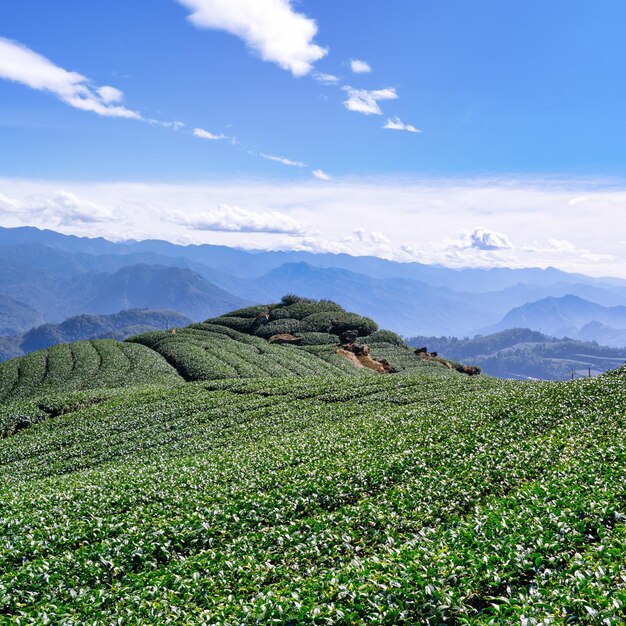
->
[383,116,421,133]
[177,0,327,76]
[170,204,308,234]
[342,86,398,115]
[352,229,391,245]
[468,227,513,251]
[547,238,577,253]
[40,190,118,224]
[260,153,307,167]
[159,121,186,130]
[350,59,371,74]
[0,189,118,226]
[96,85,123,104]
[193,127,227,140]
[0,37,141,119]
[522,238,617,265]
[312,169,332,181]
[0,192,21,213]
[568,196,587,206]
[313,71,340,85]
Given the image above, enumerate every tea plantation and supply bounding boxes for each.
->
[0,298,625,624]
[0,297,445,403]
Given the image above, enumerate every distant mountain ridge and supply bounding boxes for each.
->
[2,226,626,345]
[3,225,625,291]
[488,295,626,345]
[82,264,248,320]
[0,309,193,361]
[0,251,249,328]
[407,328,626,380]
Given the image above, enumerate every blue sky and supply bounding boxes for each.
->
[1,0,626,276]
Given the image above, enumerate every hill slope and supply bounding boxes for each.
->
[83,264,248,320]
[0,297,464,404]
[1,361,626,622]
[0,293,43,335]
[1,294,625,622]
[0,339,184,406]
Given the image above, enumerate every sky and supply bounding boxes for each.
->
[1,0,626,276]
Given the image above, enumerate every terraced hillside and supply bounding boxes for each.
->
[0,297,457,402]
[0,339,183,405]
[1,367,626,623]
[1,297,625,623]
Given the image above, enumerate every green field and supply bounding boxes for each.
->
[0,299,625,624]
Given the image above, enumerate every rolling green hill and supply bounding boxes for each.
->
[0,339,184,407]
[0,297,457,404]
[1,297,625,623]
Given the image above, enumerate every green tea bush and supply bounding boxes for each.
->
[268,307,296,320]
[303,311,378,336]
[126,330,169,350]
[281,299,344,320]
[0,339,183,402]
[299,332,338,345]
[222,304,268,319]
[280,293,311,306]
[363,329,405,346]
[209,316,257,333]
[254,318,304,339]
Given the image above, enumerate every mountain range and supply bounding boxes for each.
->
[486,295,626,346]
[2,225,626,346]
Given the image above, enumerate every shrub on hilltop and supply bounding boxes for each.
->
[362,329,404,346]
[302,311,377,336]
[255,318,304,339]
[225,305,269,319]
[279,299,345,320]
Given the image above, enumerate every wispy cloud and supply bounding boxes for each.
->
[313,71,340,85]
[0,37,141,119]
[159,121,186,130]
[568,196,587,206]
[342,86,398,115]
[177,0,327,76]
[350,59,371,74]
[383,116,421,133]
[193,127,227,140]
[260,153,307,167]
[312,169,332,181]
[169,204,308,234]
